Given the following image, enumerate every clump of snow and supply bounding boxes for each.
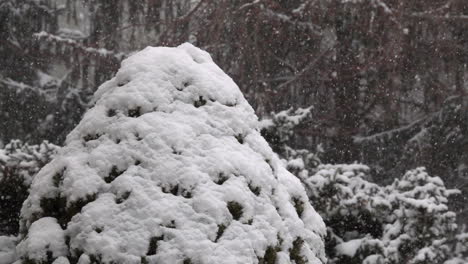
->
[17,43,326,264]
[335,238,363,257]
[17,217,68,262]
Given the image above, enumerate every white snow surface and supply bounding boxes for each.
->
[0,236,17,264]
[17,217,68,261]
[335,238,363,257]
[18,43,326,264]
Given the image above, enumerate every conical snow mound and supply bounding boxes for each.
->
[17,44,326,264]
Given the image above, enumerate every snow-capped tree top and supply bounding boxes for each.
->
[18,43,325,264]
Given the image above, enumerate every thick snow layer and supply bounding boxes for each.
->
[0,236,16,264]
[335,238,363,257]
[18,43,326,264]
[17,217,68,262]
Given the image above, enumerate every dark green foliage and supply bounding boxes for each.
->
[248,182,261,196]
[115,191,131,204]
[39,193,96,229]
[0,140,58,234]
[107,108,117,117]
[83,134,102,142]
[166,220,176,229]
[215,173,229,185]
[181,189,192,199]
[69,248,84,264]
[128,107,142,117]
[258,246,277,264]
[22,256,55,264]
[104,165,125,183]
[52,169,65,188]
[292,197,304,218]
[39,195,67,228]
[172,147,182,155]
[69,194,97,218]
[117,80,129,87]
[183,258,192,264]
[289,238,306,264]
[134,133,143,141]
[227,201,243,221]
[147,235,164,255]
[235,134,244,144]
[327,211,383,240]
[193,96,207,108]
[215,224,226,242]
[170,184,179,195]
[89,254,102,264]
[0,168,29,235]
[265,159,275,174]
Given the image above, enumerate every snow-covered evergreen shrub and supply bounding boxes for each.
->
[15,44,326,264]
[260,107,322,182]
[355,95,468,218]
[0,140,58,236]
[304,165,468,264]
[305,164,388,264]
[381,168,463,264]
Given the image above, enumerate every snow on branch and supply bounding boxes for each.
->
[33,31,126,61]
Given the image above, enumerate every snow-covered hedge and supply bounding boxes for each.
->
[0,140,58,236]
[15,44,326,264]
[305,165,468,264]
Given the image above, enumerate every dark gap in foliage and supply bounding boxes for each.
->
[194,96,207,108]
[258,246,277,264]
[292,197,304,218]
[117,80,129,87]
[52,168,65,188]
[215,224,226,242]
[69,248,84,264]
[128,106,141,118]
[147,235,164,255]
[215,173,229,185]
[166,220,176,229]
[170,185,179,195]
[265,159,275,175]
[89,254,102,264]
[115,191,131,204]
[107,108,117,117]
[172,147,182,155]
[181,189,192,199]
[83,134,102,142]
[39,193,96,229]
[248,182,261,196]
[134,132,143,141]
[289,237,306,264]
[227,201,243,221]
[235,134,244,144]
[105,166,125,183]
